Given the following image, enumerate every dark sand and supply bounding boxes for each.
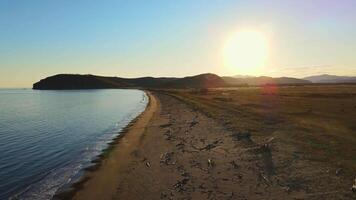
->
[69,90,355,200]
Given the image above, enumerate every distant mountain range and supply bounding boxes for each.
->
[33,73,356,90]
[222,76,310,86]
[225,74,356,85]
[303,74,356,83]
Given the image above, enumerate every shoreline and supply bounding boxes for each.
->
[53,90,155,200]
[53,89,355,200]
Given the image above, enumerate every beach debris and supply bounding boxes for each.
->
[181,171,190,177]
[202,140,220,151]
[260,137,274,152]
[244,137,274,154]
[208,158,214,168]
[160,152,175,165]
[224,120,232,126]
[207,190,214,199]
[163,129,173,140]
[282,186,291,193]
[198,183,206,190]
[177,166,190,178]
[335,168,343,176]
[146,161,151,168]
[352,178,356,192]
[189,160,208,172]
[265,137,275,145]
[176,142,185,150]
[190,119,198,127]
[173,178,190,192]
[244,137,275,153]
[227,192,234,200]
[192,140,220,151]
[230,160,239,169]
[160,123,172,128]
[160,192,167,199]
[160,191,173,200]
[213,97,232,102]
[259,172,270,186]
[232,131,251,141]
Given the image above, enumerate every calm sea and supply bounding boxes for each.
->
[0,89,148,200]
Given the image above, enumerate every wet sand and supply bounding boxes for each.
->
[68,91,354,200]
[66,91,157,200]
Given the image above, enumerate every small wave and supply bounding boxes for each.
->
[9,91,148,200]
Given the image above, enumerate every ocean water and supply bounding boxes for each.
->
[0,89,148,200]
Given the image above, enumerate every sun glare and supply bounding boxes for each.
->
[223,30,268,75]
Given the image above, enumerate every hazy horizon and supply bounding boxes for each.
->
[1,0,356,87]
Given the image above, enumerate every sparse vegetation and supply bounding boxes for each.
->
[165,85,356,176]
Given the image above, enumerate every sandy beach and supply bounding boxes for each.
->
[59,91,158,200]
[58,90,355,200]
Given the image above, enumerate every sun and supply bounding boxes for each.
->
[223,30,269,75]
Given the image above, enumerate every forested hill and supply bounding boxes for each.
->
[32,73,226,89]
[33,73,311,90]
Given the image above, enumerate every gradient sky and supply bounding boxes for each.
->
[1,0,356,87]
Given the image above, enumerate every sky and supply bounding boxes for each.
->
[1,0,356,88]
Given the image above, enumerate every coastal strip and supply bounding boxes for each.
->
[53,91,156,200]
[56,90,354,200]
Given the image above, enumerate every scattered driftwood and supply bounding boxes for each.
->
[282,186,291,193]
[303,190,347,197]
[190,160,208,172]
[232,131,251,141]
[262,137,274,149]
[259,172,270,186]
[163,129,173,140]
[181,171,190,177]
[160,152,175,165]
[145,162,151,168]
[202,140,220,151]
[213,97,232,102]
[173,178,190,192]
[260,137,275,175]
[176,142,185,150]
[192,140,220,151]
[160,191,169,199]
[177,166,190,178]
[226,192,234,200]
[335,168,343,176]
[230,160,239,169]
[190,119,198,127]
[242,137,275,153]
[208,158,214,168]
[160,123,172,128]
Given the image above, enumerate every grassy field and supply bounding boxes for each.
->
[164,85,356,177]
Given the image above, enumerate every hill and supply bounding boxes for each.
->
[32,74,128,90]
[165,73,226,88]
[303,74,356,83]
[33,73,313,90]
[33,73,226,90]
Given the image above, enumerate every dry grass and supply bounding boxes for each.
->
[163,85,356,176]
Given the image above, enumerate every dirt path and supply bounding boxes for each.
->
[70,91,354,200]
